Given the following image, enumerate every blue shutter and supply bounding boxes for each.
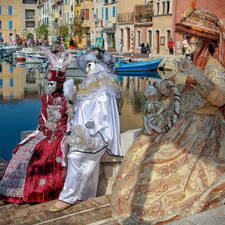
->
[9,64,14,73]
[0,79,3,88]
[8,6,13,15]
[0,21,2,29]
[9,78,14,87]
[105,7,108,20]
[8,21,13,30]
[112,6,116,17]
[0,6,2,15]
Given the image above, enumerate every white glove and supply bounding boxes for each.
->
[67,124,104,151]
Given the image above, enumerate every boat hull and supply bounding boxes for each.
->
[114,58,163,78]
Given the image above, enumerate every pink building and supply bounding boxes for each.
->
[172,0,225,53]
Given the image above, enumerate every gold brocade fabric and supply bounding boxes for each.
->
[111,112,225,224]
[111,58,225,224]
[77,78,119,95]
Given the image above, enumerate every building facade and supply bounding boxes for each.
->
[0,0,39,42]
[148,0,173,54]
[115,0,145,53]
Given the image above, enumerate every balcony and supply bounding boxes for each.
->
[25,16,35,20]
[134,4,153,23]
[117,12,134,23]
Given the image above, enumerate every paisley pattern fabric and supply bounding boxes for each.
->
[111,58,225,224]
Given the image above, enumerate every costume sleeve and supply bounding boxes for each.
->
[206,86,225,107]
[38,94,47,129]
[85,93,111,141]
[37,94,52,136]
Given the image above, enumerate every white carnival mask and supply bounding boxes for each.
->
[47,81,57,93]
[86,62,96,76]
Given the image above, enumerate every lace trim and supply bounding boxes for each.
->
[0,133,46,197]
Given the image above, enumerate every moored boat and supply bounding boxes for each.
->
[114,58,163,78]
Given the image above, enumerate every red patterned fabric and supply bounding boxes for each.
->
[48,70,66,82]
[0,93,69,203]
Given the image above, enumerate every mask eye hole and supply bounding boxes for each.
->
[88,63,92,68]
[48,81,55,86]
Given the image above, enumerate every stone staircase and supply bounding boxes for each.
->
[0,195,118,225]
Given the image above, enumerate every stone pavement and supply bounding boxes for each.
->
[167,205,225,225]
[0,195,118,225]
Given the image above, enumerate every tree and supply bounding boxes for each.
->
[71,16,89,44]
[35,24,48,40]
[58,25,69,41]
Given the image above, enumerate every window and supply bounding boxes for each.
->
[105,7,108,20]
[81,9,89,20]
[162,2,165,14]
[9,64,14,73]
[104,0,108,4]
[0,32,2,39]
[0,21,2,29]
[23,0,37,3]
[157,2,160,15]
[137,31,141,46]
[8,6,13,15]
[167,1,170,14]
[148,30,152,47]
[167,30,171,44]
[0,64,2,73]
[0,6,2,15]
[112,6,116,17]
[9,78,14,87]
[8,21,13,30]
[0,79,3,88]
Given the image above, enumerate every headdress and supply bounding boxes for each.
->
[176,8,225,68]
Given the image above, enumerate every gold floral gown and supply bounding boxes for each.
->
[111,58,225,224]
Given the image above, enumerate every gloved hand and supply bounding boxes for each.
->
[67,124,91,147]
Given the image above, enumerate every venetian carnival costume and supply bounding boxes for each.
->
[111,57,225,225]
[50,52,123,210]
[111,8,225,225]
[176,8,225,118]
[0,51,72,203]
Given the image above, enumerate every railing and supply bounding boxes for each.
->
[135,14,153,23]
[25,16,35,20]
[117,12,134,23]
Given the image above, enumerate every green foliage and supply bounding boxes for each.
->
[71,16,89,43]
[58,25,69,40]
[35,24,48,39]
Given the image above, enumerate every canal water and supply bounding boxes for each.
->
[0,62,149,161]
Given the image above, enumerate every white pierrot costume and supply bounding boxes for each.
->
[59,52,123,203]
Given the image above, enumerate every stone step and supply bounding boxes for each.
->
[0,195,112,225]
[167,205,225,225]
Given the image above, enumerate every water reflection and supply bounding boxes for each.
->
[0,62,157,161]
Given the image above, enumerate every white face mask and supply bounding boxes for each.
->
[47,81,57,93]
[86,62,96,76]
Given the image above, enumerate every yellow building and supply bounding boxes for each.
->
[0,0,39,42]
[0,63,25,100]
[0,63,44,101]
[79,0,95,48]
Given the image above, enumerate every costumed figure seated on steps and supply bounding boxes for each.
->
[0,50,72,203]
[111,8,225,225]
[49,52,123,212]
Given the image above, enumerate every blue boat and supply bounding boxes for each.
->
[114,58,163,78]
